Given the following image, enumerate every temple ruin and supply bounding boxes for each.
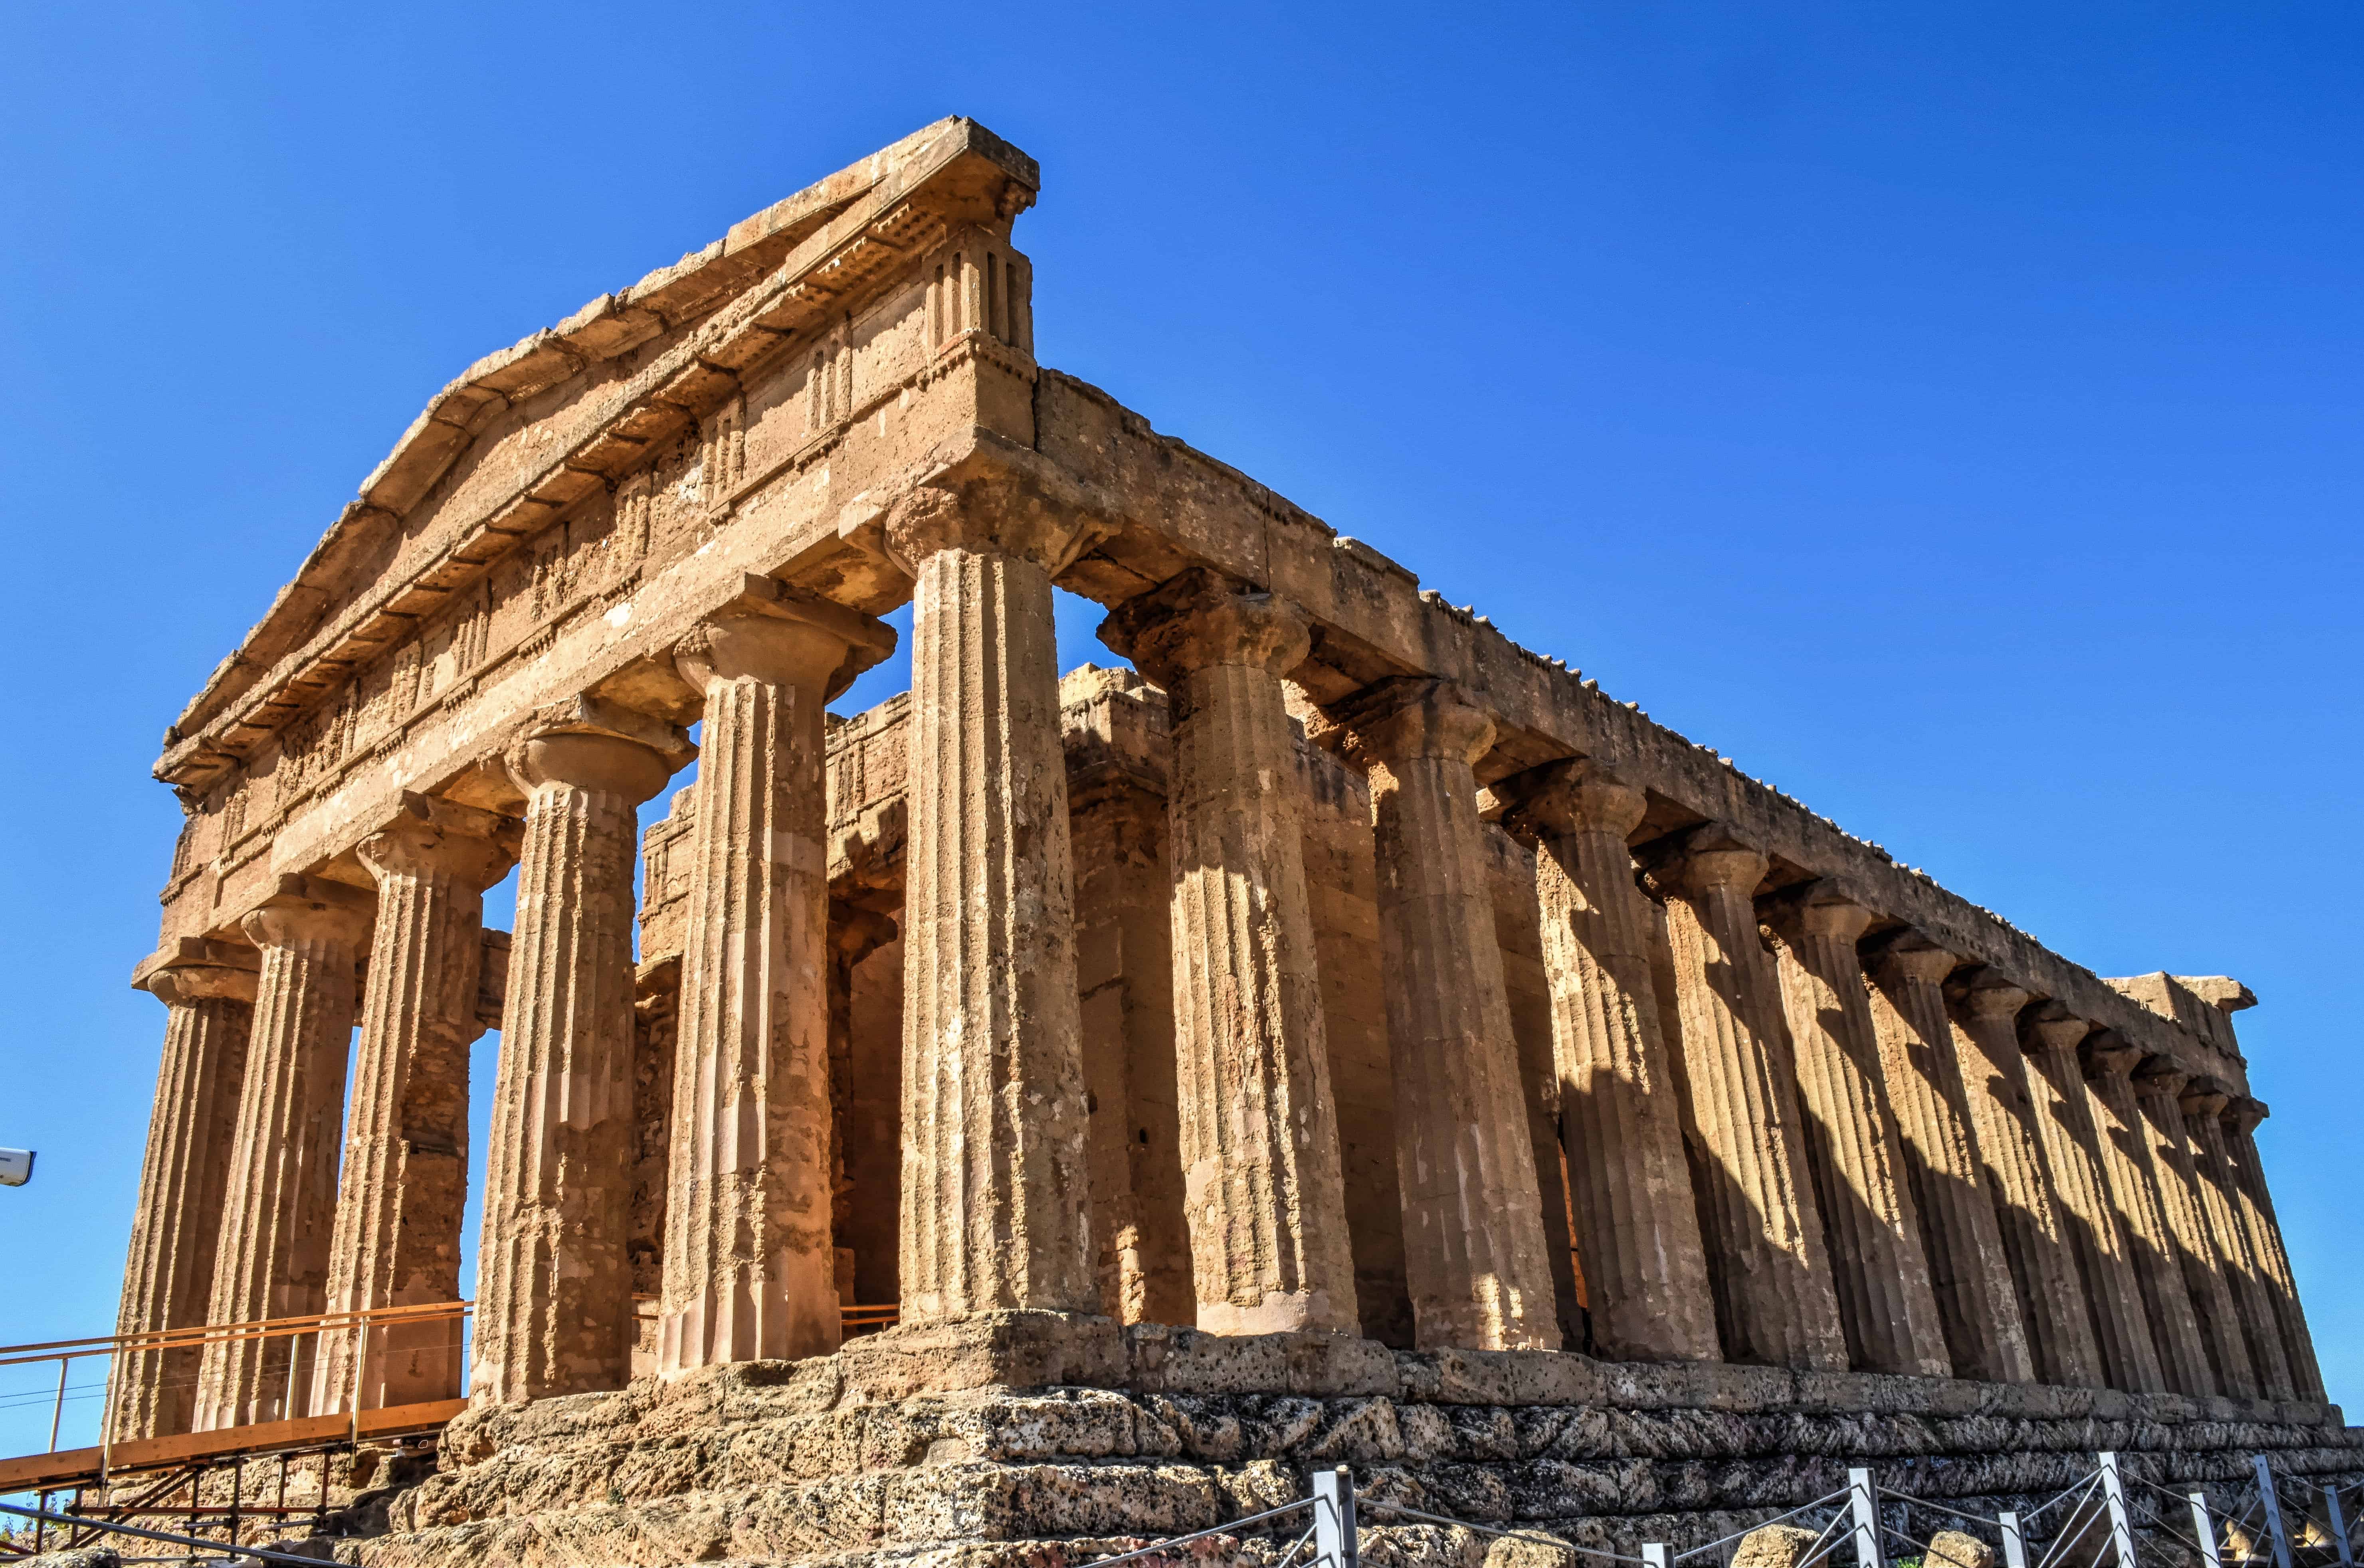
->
[107,119,2354,1566]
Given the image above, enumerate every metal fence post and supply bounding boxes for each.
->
[1850,1467,1882,1568]
[1644,1546,1670,1568]
[2099,1452,2138,1568]
[2254,1456,2294,1568]
[1314,1466,1357,1568]
[2190,1493,2221,1568]
[2325,1483,2355,1568]
[1999,1511,2029,1568]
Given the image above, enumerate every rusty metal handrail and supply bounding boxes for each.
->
[0,1299,471,1367]
[2,1300,475,1461]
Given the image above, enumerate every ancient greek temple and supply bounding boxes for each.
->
[105,125,2339,1559]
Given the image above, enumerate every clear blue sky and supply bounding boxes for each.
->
[3,3,2357,1451]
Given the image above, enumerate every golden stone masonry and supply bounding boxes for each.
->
[108,120,2355,1566]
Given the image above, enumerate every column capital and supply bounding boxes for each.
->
[133,935,261,1003]
[2132,1057,2190,1101]
[882,468,1109,577]
[240,873,374,952]
[1953,966,2031,1022]
[830,903,899,969]
[2225,1096,2268,1136]
[1867,929,1961,987]
[359,792,521,891]
[1648,822,1769,898]
[2178,1081,2230,1121]
[2081,1030,2144,1081]
[506,695,692,805]
[145,960,261,1008]
[675,573,897,699]
[1310,677,1495,769]
[1097,568,1311,690]
[2021,1001,2090,1058]
[1763,878,1877,944]
[1496,757,1647,841]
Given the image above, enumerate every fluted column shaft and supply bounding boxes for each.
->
[2223,1101,2325,1402]
[1950,972,2103,1388]
[1649,826,1845,1371]
[1103,572,1359,1335]
[113,953,255,1440]
[473,713,678,1403]
[1501,760,1716,1364]
[1867,939,2033,1382]
[2022,1012,2164,1392]
[2130,1065,2259,1398]
[1767,886,1949,1376]
[196,883,372,1430]
[658,589,892,1375]
[314,797,514,1416]
[1063,775,1193,1327]
[1317,680,1558,1350]
[2082,1041,2214,1396]
[887,491,1097,1319]
[2180,1088,2297,1400]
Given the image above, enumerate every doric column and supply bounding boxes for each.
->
[473,699,684,1404]
[1645,825,1845,1371]
[1102,570,1359,1336]
[1496,759,1716,1364]
[113,941,257,1440]
[2222,1099,2326,1402]
[883,480,1098,1320]
[2080,1037,2214,1396]
[2129,1063,2259,1398]
[826,904,894,1309]
[1063,768,1192,1327]
[1948,969,2103,1388]
[2019,1006,2164,1392]
[195,877,374,1430]
[1312,679,1559,1351]
[657,580,893,1376]
[316,796,517,1416]
[1765,884,1950,1377]
[2179,1085,2297,1400]
[1865,934,2032,1382]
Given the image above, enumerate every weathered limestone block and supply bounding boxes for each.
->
[884,474,1099,1319]
[1496,759,1717,1365]
[112,941,257,1440]
[2130,1063,2259,1399]
[1646,824,1845,1372]
[2223,1100,2327,1403]
[317,795,519,1416]
[1928,1528,2000,1568]
[2020,1005,2164,1394]
[657,581,893,1376]
[1731,1523,1822,1568]
[1102,570,1360,1337]
[2081,1037,2214,1398]
[474,702,685,1404]
[2180,1087,2297,1401]
[196,876,372,1430]
[1311,679,1559,1352]
[1765,882,1949,1378]
[1866,936,2033,1384]
[1947,968,2103,1389]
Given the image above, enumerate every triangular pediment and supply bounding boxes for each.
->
[160,116,1035,791]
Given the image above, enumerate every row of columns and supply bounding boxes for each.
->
[117,510,2324,1436]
